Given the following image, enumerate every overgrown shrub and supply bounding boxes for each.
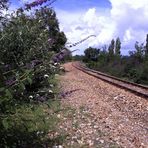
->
[0,0,67,147]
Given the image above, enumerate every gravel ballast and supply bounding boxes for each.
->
[57,62,148,148]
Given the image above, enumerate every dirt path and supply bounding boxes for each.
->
[57,62,148,148]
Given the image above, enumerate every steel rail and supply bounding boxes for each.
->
[72,62,148,99]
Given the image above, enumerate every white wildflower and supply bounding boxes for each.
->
[39,20,42,23]
[40,131,44,134]
[100,140,104,144]
[49,90,53,93]
[39,90,46,93]
[19,31,22,35]
[52,146,63,148]
[55,74,59,77]
[50,84,54,87]
[54,62,58,66]
[40,66,44,68]
[29,95,33,99]
[44,74,49,78]
[57,114,61,118]
[59,67,64,70]
[36,94,40,97]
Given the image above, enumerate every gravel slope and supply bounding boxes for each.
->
[58,62,148,148]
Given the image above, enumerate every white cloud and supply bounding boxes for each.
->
[123,28,134,43]
[110,0,148,53]
[20,0,34,3]
[83,8,98,27]
[56,0,148,55]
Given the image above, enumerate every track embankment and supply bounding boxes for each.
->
[58,62,148,148]
[73,62,148,99]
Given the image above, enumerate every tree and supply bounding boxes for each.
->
[84,47,100,62]
[134,41,144,63]
[0,7,67,67]
[145,34,148,56]
[0,0,8,29]
[98,48,108,66]
[115,37,121,56]
[35,7,67,52]
[108,39,115,60]
[108,39,115,56]
[0,0,8,14]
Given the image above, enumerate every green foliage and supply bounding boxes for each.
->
[0,101,61,147]
[0,0,8,17]
[83,36,148,85]
[134,41,144,63]
[0,7,66,66]
[115,37,121,56]
[0,2,67,147]
[108,39,115,59]
[145,34,148,55]
[84,47,100,62]
[72,55,84,61]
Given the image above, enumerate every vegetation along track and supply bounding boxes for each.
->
[72,62,148,99]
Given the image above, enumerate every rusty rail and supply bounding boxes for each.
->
[72,62,148,99]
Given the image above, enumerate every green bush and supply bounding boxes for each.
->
[83,45,148,85]
[0,0,67,147]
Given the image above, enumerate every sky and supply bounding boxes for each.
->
[9,0,148,55]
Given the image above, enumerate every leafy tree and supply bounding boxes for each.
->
[108,39,115,57]
[134,41,144,63]
[145,34,148,56]
[35,7,67,52]
[0,0,8,14]
[97,49,108,66]
[0,7,67,68]
[115,37,121,56]
[0,0,8,29]
[84,47,100,62]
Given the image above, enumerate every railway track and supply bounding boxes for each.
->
[72,62,148,99]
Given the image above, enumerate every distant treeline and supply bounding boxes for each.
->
[73,35,148,85]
